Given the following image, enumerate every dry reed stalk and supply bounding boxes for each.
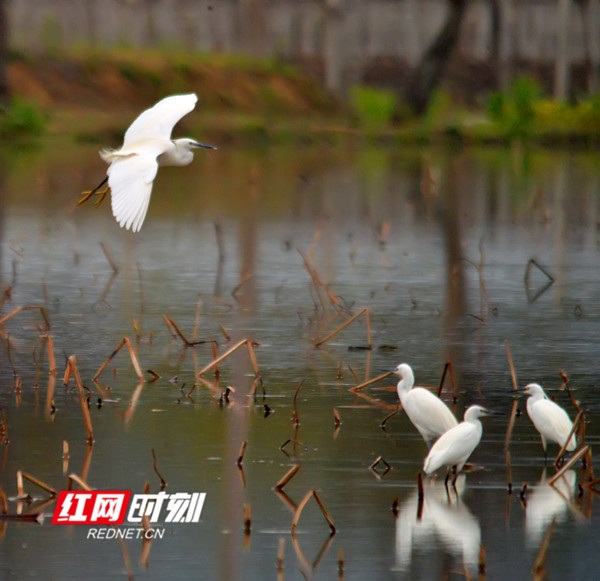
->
[349,371,393,393]
[553,411,583,468]
[275,465,301,491]
[504,399,519,453]
[292,379,304,426]
[68,356,94,444]
[417,473,424,520]
[478,543,486,579]
[62,440,69,475]
[141,481,151,532]
[67,473,92,491]
[381,402,400,429]
[18,470,58,496]
[277,537,285,577]
[125,381,146,424]
[333,408,341,428]
[99,242,119,274]
[218,324,231,342]
[369,456,391,479]
[437,361,457,400]
[45,374,56,417]
[532,517,556,580]
[162,314,212,347]
[237,440,248,467]
[558,370,583,414]
[0,409,8,444]
[243,503,251,535]
[93,337,144,383]
[506,451,513,494]
[16,471,25,499]
[62,359,71,386]
[147,369,161,383]
[0,305,50,330]
[0,489,7,514]
[338,547,345,579]
[231,273,254,302]
[196,339,260,378]
[46,334,56,376]
[314,308,372,349]
[120,538,134,581]
[290,489,336,535]
[298,249,346,314]
[548,446,590,486]
[152,449,167,490]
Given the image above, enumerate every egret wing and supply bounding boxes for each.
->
[531,400,576,450]
[424,423,478,474]
[122,94,198,147]
[405,388,457,440]
[108,153,159,232]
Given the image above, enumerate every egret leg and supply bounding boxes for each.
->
[78,176,109,207]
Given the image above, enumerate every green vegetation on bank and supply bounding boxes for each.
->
[3,49,600,147]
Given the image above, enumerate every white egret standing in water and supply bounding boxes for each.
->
[423,405,493,489]
[518,383,577,458]
[393,363,458,446]
[78,93,217,232]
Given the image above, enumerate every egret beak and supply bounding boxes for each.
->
[192,141,218,150]
[482,408,504,417]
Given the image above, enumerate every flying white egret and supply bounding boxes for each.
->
[78,93,217,232]
[393,363,458,446]
[518,383,577,457]
[423,405,492,489]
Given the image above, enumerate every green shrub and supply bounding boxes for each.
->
[0,99,46,138]
[486,77,543,138]
[349,86,396,130]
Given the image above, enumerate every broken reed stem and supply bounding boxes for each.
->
[291,489,336,535]
[314,308,372,349]
[219,324,231,342]
[243,503,251,535]
[67,473,92,491]
[506,450,513,494]
[333,408,341,428]
[292,379,304,426]
[196,339,259,378]
[504,399,519,452]
[437,361,457,400]
[549,445,590,486]
[163,314,212,347]
[93,337,144,383]
[0,305,50,330]
[46,334,56,375]
[99,242,119,274]
[68,356,94,444]
[277,537,285,573]
[505,340,518,390]
[381,402,400,429]
[237,440,248,467]
[275,465,301,491]
[17,470,58,496]
[554,411,583,468]
[349,371,393,393]
[559,369,583,415]
[151,449,167,490]
[0,489,7,514]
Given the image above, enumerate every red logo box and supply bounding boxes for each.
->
[52,491,131,525]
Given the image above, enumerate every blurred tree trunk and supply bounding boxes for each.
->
[405,0,467,115]
[554,0,571,101]
[0,0,9,105]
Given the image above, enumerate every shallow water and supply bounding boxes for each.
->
[0,142,599,579]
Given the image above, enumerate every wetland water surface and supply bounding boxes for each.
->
[0,142,599,580]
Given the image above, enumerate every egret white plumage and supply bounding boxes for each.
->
[423,405,492,488]
[79,93,217,232]
[518,383,577,457]
[393,363,458,446]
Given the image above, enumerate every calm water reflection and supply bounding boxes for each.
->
[0,141,599,579]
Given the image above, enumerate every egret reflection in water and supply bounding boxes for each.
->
[526,470,577,547]
[395,474,481,576]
